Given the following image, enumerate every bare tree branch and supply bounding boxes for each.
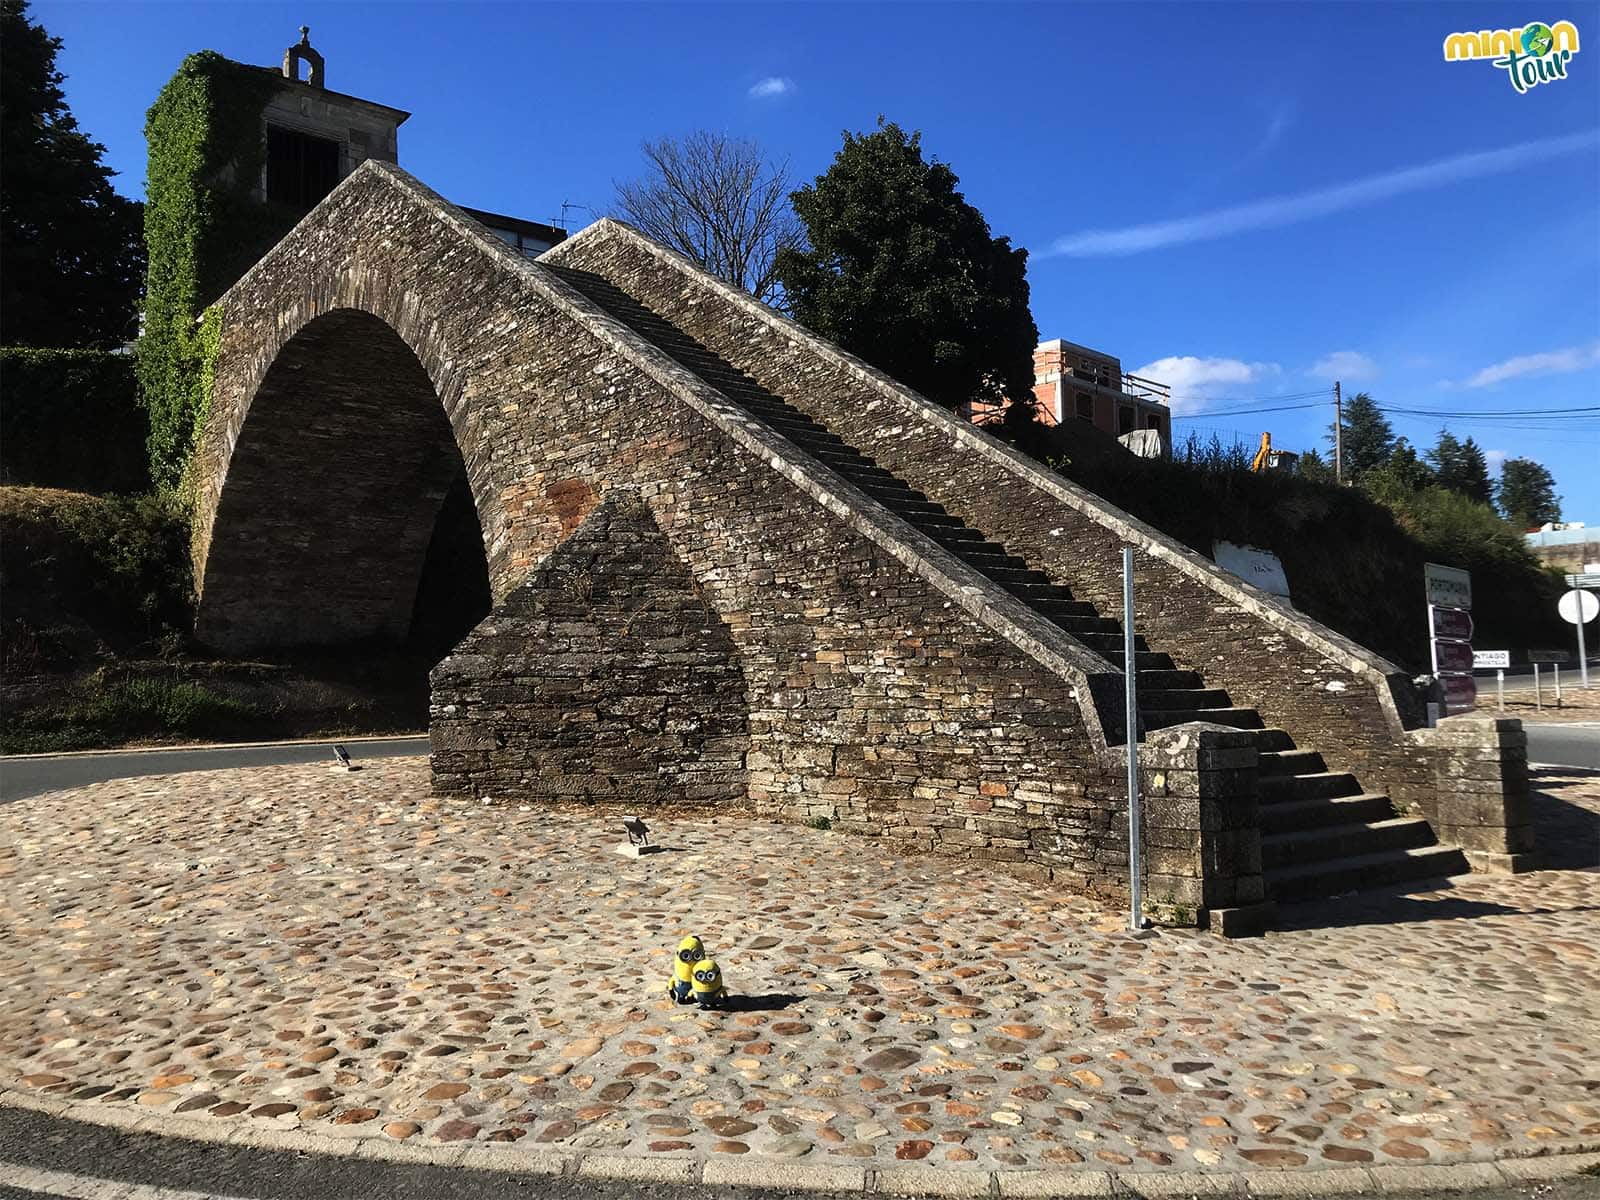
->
[613,131,802,307]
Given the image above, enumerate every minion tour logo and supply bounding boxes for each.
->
[1443,20,1581,92]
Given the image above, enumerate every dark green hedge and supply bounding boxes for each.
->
[0,486,193,656]
[0,347,150,492]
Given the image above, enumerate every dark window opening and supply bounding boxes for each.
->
[266,126,341,210]
[1076,392,1094,421]
[1118,406,1135,435]
[1146,412,1162,430]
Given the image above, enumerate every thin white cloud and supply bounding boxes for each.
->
[1048,129,1599,257]
[1132,355,1282,415]
[1256,102,1295,156]
[748,76,795,100]
[1485,449,1509,475]
[1462,341,1600,388]
[1309,350,1378,381]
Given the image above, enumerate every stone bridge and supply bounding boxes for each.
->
[192,161,1532,931]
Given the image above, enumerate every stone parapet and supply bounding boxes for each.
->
[1138,724,1273,935]
[1406,715,1535,873]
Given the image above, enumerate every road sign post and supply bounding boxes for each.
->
[1556,588,1597,689]
[1474,650,1509,713]
[1425,564,1474,720]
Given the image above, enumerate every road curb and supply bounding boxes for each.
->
[5,1091,1599,1196]
[0,731,428,762]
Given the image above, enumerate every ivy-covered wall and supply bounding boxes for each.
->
[139,51,288,493]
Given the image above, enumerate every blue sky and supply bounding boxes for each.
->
[39,0,1600,518]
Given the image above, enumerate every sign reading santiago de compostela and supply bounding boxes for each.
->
[1444,20,1581,92]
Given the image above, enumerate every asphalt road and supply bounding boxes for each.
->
[1526,722,1600,769]
[0,735,429,804]
[4,718,1596,806]
[0,1106,846,1200]
[0,1107,1593,1200]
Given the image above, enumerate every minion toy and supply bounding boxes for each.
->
[691,958,727,1010]
[667,935,705,1004]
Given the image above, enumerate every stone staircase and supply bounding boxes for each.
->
[545,263,1469,904]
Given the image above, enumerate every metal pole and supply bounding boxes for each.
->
[1333,381,1343,484]
[1534,663,1542,711]
[1579,614,1590,689]
[1555,662,1563,708]
[1497,669,1504,712]
[1123,547,1142,933]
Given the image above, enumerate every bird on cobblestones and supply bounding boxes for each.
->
[622,814,650,845]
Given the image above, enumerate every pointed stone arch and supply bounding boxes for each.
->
[194,306,494,653]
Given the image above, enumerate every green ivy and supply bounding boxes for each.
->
[138,51,283,494]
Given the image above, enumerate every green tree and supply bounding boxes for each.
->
[0,0,143,348]
[1296,447,1334,482]
[1327,391,1393,479]
[1427,430,1494,505]
[775,119,1038,420]
[1497,457,1560,528]
[1358,437,1434,506]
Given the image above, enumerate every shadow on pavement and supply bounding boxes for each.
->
[1531,772,1600,871]
[1273,886,1598,931]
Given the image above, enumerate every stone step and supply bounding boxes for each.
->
[950,550,1031,573]
[1252,729,1297,753]
[902,511,965,531]
[1259,771,1361,803]
[1007,582,1078,604]
[1140,687,1232,711]
[1258,793,1397,836]
[1049,616,1127,640]
[1063,630,1153,656]
[923,525,986,545]
[1029,597,1101,621]
[1266,845,1469,904]
[1261,816,1436,868]
[1141,706,1265,731]
[1258,748,1325,777]
[1135,669,1204,690]
[876,498,949,519]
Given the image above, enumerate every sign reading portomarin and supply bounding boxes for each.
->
[1425,563,1475,718]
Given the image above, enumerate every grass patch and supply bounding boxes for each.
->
[2,676,260,753]
[804,815,832,831]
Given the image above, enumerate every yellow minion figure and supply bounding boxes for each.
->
[691,958,727,1010]
[667,935,705,1004]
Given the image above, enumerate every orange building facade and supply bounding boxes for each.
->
[970,339,1172,456]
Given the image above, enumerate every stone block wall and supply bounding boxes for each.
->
[430,494,748,803]
[1409,716,1535,872]
[1138,725,1270,933]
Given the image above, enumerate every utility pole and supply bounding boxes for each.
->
[1333,381,1343,484]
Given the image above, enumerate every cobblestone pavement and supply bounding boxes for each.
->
[2,761,1596,1178]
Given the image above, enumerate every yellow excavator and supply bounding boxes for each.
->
[1250,432,1273,473]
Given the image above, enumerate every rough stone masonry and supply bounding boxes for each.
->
[190,161,1531,927]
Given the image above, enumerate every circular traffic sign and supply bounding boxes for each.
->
[1558,588,1598,624]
